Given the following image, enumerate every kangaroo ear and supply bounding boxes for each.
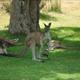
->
[48,23,51,27]
[44,23,47,27]
[44,22,51,28]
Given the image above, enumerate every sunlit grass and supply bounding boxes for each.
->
[0,13,10,30]
[40,12,80,28]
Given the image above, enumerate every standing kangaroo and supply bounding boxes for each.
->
[26,23,51,61]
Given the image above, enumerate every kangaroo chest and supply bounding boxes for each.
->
[27,32,44,46]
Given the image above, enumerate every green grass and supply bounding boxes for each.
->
[0,48,80,80]
[51,27,80,48]
[0,26,80,80]
[0,8,80,80]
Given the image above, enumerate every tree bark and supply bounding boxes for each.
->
[9,0,41,34]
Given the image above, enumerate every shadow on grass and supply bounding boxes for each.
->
[51,26,80,49]
[0,30,26,42]
[0,27,80,48]
[40,13,57,21]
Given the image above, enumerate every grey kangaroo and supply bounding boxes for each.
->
[26,23,51,61]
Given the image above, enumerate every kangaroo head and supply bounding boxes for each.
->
[43,23,52,41]
[44,22,51,32]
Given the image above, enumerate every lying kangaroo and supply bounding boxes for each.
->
[26,23,51,61]
[0,38,18,54]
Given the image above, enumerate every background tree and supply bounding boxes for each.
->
[54,0,61,12]
[9,0,41,34]
[40,0,61,12]
[40,0,53,11]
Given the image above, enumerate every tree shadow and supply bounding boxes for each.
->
[40,13,57,21]
[0,29,26,43]
[51,26,80,49]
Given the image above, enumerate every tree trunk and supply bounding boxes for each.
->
[9,0,41,34]
[54,0,61,12]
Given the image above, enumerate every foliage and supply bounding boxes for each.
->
[0,0,11,13]
[3,3,11,13]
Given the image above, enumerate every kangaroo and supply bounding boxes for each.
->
[0,38,18,55]
[26,23,51,61]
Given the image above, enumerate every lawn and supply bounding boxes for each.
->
[0,28,80,80]
[0,7,80,80]
[0,27,80,80]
